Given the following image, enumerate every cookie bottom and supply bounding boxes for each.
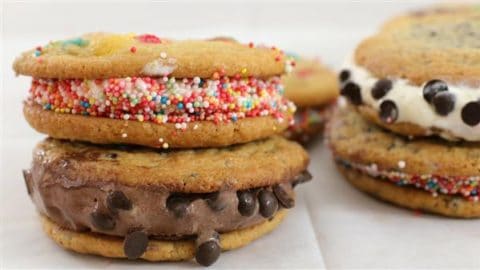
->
[337,165,480,218]
[357,105,460,141]
[41,209,287,262]
[24,104,289,149]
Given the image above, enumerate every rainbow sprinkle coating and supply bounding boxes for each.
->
[289,106,333,134]
[337,158,480,201]
[28,76,295,128]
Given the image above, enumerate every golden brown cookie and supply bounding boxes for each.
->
[283,58,338,108]
[327,105,480,218]
[24,103,291,149]
[41,209,287,262]
[282,57,338,144]
[29,136,308,192]
[13,33,289,79]
[340,6,480,141]
[355,6,480,86]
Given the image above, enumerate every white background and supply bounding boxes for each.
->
[2,0,480,269]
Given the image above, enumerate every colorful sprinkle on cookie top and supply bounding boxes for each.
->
[13,33,289,79]
[135,34,163,44]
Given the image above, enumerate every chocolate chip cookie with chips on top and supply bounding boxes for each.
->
[14,33,296,149]
[330,6,480,218]
[15,33,311,266]
[283,56,339,144]
[339,6,480,141]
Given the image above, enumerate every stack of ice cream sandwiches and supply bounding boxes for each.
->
[328,6,480,218]
[283,56,339,144]
[14,33,311,265]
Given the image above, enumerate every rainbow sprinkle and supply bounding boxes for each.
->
[28,75,295,128]
[336,158,480,201]
[289,106,332,134]
[60,37,89,47]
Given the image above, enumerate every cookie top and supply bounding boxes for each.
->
[33,136,309,193]
[328,105,480,177]
[13,33,292,79]
[355,6,480,86]
[342,6,480,141]
[283,57,339,108]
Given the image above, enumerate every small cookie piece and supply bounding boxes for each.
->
[25,136,309,265]
[327,105,480,218]
[341,6,480,141]
[16,33,297,148]
[283,57,339,144]
[41,209,287,264]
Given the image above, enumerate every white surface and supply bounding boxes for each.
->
[2,1,480,269]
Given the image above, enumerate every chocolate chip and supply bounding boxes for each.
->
[461,101,480,126]
[106,153,118,159]
[273,185,294,209]
[423,80,448,103]
[258,190,278,218]
[371,79,392,100]
[166,195,190,218]
[123,231,149,260]
[292,170,313,187]
[195,240,221,266]
[379,100,398,123]
[107,191,132,211]
[90,211,115,230]
[339,70,350,82]
[237,191,256,217]
[341,82,362,105]
[432,91,456,116]
[205,192,227,212]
